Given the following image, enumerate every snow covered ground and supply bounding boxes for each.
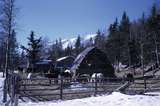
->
[18,92,160,106]
[1,72,160,106]
[0,73,4,106]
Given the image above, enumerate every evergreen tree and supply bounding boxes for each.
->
[119,11,131,65]
[57,38,63,57]
[86,37,94,47]
[40,37,50,59]
[49,43,57,61]
[65,45,73,56]
[106,18,120,67]
[128,38,140,67]
[19,50,27,66]
[75,35,81,55]
[95,30,106,50]
[49,38,64,61]
[146,4,160,65]
[21,31,42,72]
[9,30,19,69]
[95,30,101,47]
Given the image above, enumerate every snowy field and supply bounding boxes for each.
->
[18,92,160,106]
[0,72,160,106]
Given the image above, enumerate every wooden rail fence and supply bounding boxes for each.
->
[4,73,160,106]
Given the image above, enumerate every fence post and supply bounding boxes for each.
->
[60,76,63,100]
[3,79,7,103]
[144,77,147,89]
[11,76,15,106]
[14,75,20,106]
[94,73,97,96]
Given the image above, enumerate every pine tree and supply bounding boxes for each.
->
[19,50,27,66]
[40,37,50,59]
[75,35,81,55]
[57,38,63,57]
[106,18,120,68]
[49,38,64,60]
[9,30,19,69]
[95,30,101,47]
[119,11,131,65]
[128,38,139,67]
[65,45,73,56]
[95,30,106,50]
[21,31,42,72]
[146,4,160,65]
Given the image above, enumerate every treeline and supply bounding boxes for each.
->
[0,1,159,71]
[105,4,160,67]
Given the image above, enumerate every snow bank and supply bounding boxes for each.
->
[0,73,5,106]
[19,92,160,106]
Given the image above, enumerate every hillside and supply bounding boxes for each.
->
[61,34,96,49]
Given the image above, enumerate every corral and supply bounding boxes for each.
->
[6,72,160,106]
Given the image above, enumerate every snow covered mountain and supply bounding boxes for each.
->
[61,34,96,49]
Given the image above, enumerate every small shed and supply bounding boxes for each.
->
[71,47,115,78]
[55,56,75,71]
[35,60,55,73]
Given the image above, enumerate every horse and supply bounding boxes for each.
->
[76,74,90,83]
[59,69,72,83]
[90,73,104,83]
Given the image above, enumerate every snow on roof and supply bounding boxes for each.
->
[56,56,71,62]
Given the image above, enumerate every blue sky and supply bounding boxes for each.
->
[16,0,156,45]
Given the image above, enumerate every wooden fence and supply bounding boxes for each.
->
[18,77,125,101]
[5,73,160,106]
[5,73,127,104]
[4,73,20,106]
[126,76,160,94]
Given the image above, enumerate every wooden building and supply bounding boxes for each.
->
[55,56,75,71]
[35,60,55,73]
[71,47,115,78]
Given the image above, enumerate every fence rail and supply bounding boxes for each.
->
[18,77,125,100]
[5,73,160,106]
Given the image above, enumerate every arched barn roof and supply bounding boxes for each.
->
[71,47,95,71]
[71,46,115,77]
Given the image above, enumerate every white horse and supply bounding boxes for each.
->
[90,73,104,83]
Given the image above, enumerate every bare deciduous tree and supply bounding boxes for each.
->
[0,0,17,102]
[0,0,16,77]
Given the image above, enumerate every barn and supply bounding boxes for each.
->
[71,47,115,78]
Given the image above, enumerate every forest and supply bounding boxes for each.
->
[0,0,159,73]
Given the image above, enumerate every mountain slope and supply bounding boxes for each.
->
[61,34,96,49]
